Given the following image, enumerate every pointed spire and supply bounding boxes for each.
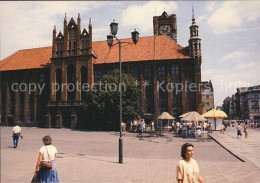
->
[64,13,67,21]
[78,13,81,19]
[192,5,196,24]
[89,18,92,26]
[53,25,56,31]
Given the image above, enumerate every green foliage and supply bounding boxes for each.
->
[83,69,142,130]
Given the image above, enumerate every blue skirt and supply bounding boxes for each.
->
[39,161,60,183]
[237,130,242,136]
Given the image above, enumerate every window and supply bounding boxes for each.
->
[94,70,102,81]
[206,102,210,106]
[171,65,179,76]
[158,66,165,77]
[131,66,139,78]
[172,84,181,99]
[205,95,209,100]
[122,67,126,74]
[145,84,153,100]
[106,69,114,76]
[39,74,44,83]
[144,66,152,77]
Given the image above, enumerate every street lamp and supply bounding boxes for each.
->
[107,20,139,164]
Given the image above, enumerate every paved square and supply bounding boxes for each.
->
[1,127,260,183]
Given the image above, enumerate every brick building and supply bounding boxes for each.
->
[0,11,202,129]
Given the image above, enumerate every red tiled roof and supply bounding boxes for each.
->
[92,35,190,64]
[0,35,190,71]
[0,47,52,71]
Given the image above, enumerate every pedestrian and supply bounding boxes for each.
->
[34,135,60,183]
[176,143,204,183]
[12,123,22,148]
[141,120,144,133]
[237,124,242,138]
[220,123,225,134]
[151,121,155,132]
[244,122,248,138]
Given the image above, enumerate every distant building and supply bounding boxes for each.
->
[222,96,232,119]
[236,85,260,120]
[222,85,260,120]
[201,80,214,114]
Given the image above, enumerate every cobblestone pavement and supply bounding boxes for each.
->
[1,126,260,183]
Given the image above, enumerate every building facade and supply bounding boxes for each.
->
[0,11,203,129]
[201,80,214,114]
[222,85,260,120]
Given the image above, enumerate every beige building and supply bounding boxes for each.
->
[201,81,214,114]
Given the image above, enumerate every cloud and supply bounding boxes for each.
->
[207,1,260,34]
[235,62,260,70]
[220,51,247,62]
[197,15,206,23]
[203,59,260,107]
[206,2,216,12]
[121,1,177,34]
[0,1,109,59]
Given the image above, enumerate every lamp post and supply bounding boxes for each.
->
[107,20,139,164]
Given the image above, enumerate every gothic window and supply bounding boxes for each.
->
[131,66,139,78]
[81,66,88,101]
[145,84,153,100]
[205,95,209,99]
[85,40,88,49]
[55,68,62,101]
[172,84,181,99]
[67,65,76,101]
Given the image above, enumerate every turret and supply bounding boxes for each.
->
[188,7,201,58]
[63,13,68,57]
[88,18,92,55]
[77,13,81,55]
[52,25,57,57]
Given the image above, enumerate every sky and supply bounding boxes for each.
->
[0,1,259,107]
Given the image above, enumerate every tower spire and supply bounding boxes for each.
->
[192,5,195,25]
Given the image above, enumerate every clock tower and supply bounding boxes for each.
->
[153,11,177,42]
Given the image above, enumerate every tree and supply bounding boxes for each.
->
[83,69,142,130]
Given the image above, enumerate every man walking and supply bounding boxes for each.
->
[12,123,22,148]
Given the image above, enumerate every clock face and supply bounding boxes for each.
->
[159,25,171,35]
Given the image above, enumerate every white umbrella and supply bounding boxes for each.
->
[157,112,175,131]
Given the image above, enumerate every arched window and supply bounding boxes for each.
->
[67,64,76,101]
[81,66,88,101]
[55,68,62,101]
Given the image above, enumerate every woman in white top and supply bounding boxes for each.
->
[34,135,60,183]
[176,143,204,183]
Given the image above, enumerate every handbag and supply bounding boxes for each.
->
[40,146,52,170]
[31,172,40,183]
